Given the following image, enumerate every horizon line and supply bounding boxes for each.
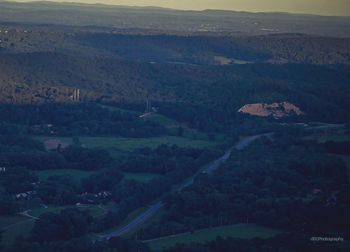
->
[2,0,350,18]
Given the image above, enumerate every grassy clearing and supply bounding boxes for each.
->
[97,104,182,129]
[123,172,161,183]
[98,104,139,115]
[36,135,222,153]
[36,169,95,181]
[147,224,283,251]
[35,136,73,149]
[142,113,179,127]
[28,206,65,217]
[89,205,106,217]
[80,136,222,151]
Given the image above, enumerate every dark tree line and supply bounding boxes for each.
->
[0,135,114,171]
[0,103,166,137]
[323,141,350,156]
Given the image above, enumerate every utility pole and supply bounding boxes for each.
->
[145,99,149,113]
[145,98,151,113]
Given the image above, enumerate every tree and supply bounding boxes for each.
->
[31,208,93,242]
[0,194,19,215]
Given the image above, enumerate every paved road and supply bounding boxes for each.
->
[99,133,270,240]
[235,133,274,150]
[19,210,39,220]
[99,202,163,239]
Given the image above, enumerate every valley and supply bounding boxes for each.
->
[0,2,349,252]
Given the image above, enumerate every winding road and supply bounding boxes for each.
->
[99,133,271,240]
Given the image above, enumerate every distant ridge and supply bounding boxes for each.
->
[1,0,350,37]
[2,0,350,17]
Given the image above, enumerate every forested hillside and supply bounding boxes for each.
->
[1,23,350,124]
[1,50,349,122]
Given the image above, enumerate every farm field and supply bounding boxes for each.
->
[142,113,179,127]
[146,224,284,251]
[97,104,139,115]
[36,135,223,152]
[81,136,222,151]
[98,104,182,129]
[37,166,162,184]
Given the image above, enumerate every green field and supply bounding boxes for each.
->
[36,169,95,181]
[38,168,162,184]
[98,104,139,115]
[142,113,179,127]
[100,104,179,128]
[36,135,222,152]
[147,224,283,251]
[123,172,161,183]
[82,136,221,151]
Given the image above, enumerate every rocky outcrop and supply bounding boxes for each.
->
[238,102,304,119]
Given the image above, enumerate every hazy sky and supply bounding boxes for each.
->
[13,0,350,16]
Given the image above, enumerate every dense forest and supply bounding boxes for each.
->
[1,23,350,124]
[1,53,349,123]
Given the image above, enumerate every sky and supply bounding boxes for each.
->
[11,0,350,16]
